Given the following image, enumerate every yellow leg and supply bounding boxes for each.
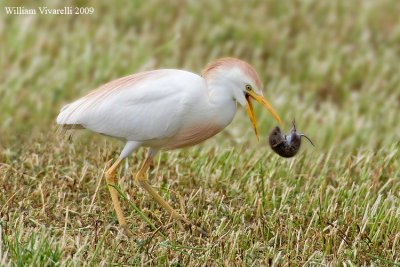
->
[135,156,188,230]
[105,158,131,235]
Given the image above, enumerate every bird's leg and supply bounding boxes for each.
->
[135,155,188,231]
[105,157,131,235]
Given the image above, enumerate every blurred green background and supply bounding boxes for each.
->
[1,1,400,265]
[1,0,399,152]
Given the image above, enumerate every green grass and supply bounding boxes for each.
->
[1,0,400,265]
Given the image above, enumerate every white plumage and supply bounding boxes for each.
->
[58,70,209,140]
[56,58,281,233]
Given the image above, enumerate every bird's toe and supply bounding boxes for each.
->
[121,225,133,237]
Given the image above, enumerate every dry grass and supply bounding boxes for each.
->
[1,0,400,265]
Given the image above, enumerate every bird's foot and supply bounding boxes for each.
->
[177,216,208,237]
[121,224,133,237]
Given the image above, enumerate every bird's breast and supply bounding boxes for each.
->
[163,121,225,150]
[162,98,237,150]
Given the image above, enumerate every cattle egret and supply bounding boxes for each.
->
[57,57,281,234]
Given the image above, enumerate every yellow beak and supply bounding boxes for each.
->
[245,91,282,141]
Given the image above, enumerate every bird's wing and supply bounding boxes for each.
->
[57,69,207,141]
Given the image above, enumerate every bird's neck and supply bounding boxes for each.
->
[205,71,246,107]
[206,81,238,126]
[207,83,235,107]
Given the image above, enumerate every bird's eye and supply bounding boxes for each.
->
[246,85,252,91]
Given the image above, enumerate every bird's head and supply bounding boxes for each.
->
[203,57,282,140]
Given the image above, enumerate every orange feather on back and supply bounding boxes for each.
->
[82,70,169,107]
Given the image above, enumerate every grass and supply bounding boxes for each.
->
[1,0,400,265]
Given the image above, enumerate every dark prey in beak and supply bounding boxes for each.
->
[269,120,314,158]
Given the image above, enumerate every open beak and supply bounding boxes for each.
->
[245,91,282,141]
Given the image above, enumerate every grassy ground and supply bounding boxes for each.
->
[1,0,400,265]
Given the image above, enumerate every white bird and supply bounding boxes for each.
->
[57,57,281,234]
